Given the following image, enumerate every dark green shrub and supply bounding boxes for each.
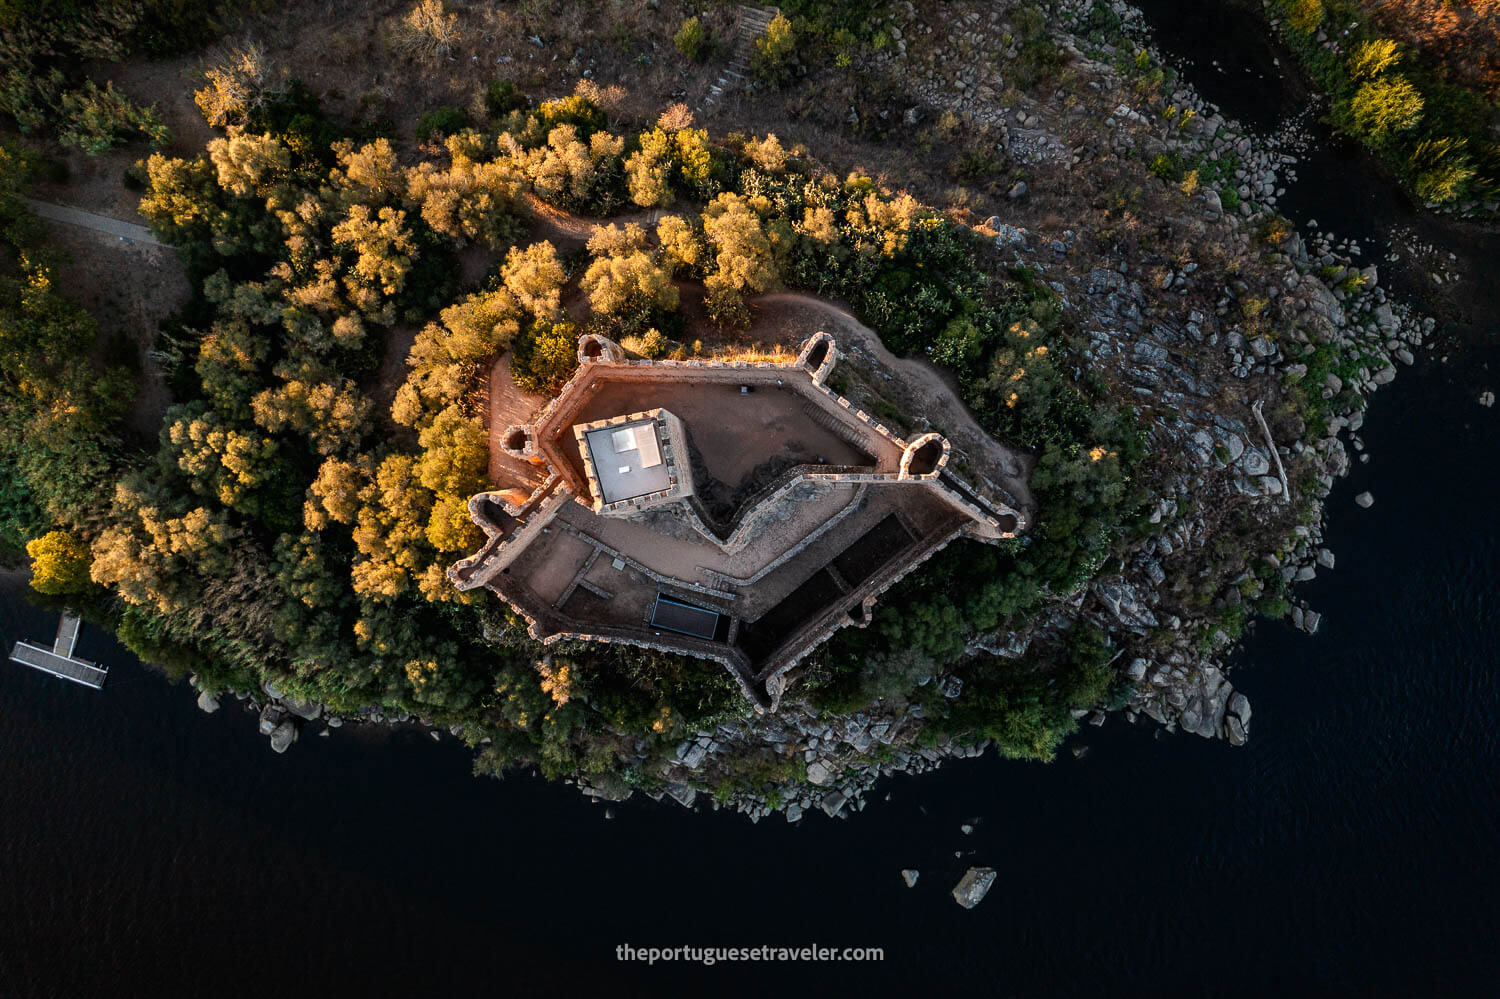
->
[674,16,708,61]
[510,318,580,395]
[484,79,526,117]
[751,13,798,86]
[415,105,471,142]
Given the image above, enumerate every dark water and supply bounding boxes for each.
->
[4,9,1500,998]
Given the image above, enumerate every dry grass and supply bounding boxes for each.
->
[392,0,463,63]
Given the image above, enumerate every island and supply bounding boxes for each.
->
[0,0,1442,821]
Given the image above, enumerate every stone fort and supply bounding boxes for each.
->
[449,331,1029,711]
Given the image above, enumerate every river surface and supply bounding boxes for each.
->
[3,7,1499,997]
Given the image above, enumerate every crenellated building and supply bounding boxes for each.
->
[450,332,1029,711]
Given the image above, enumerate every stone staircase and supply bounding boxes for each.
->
[800,399,878,454]
[701,4,780,109]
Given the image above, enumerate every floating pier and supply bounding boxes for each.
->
[8,613,108,689]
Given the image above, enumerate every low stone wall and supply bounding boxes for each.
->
[448,477,572,592]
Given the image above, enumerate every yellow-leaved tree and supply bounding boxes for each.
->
[26,530,93,595]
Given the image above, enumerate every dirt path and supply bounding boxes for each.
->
[522,195,663,244]
[25,199,162,246]
[750,292,1035,511]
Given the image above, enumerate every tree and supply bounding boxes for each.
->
[194,44,287,129]
[845,191,921,257]
[27,530,93,595]
[165,405,284,515]
[510,317,579,394]
[500,241,565,319]
[581,224,677,332]
[518,124,625,214]
[672,127,717,199]
[752,13,797,86]
[701,192,776,321]
[138,154,226,246]
[656,215,704,275]
[624,128,674,207]
[1348,38,1401,81]
[1346,76,1424,145]
[58,81,170,154]
[331,203,418,303]
[350,454,433,600]
[1286,0,1324,33]
[674,16,708,61]
[397,286,522,426]
[208,132,290,196]
[196,319,270,421]
[305,457,366,530]
[405,133,522,245]
[742,132,788,172]
[251,366,372,455]
[1409,137,1475,204]
[90,479,238,612]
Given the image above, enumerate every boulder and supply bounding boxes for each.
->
[284,697,323,722]
[257,704,284,735]
[993,223,1028,248]
[665,783,696,808]
[269,719,297,754]
[952,867,997,909]
[819,790,848,817]
[675,738,708,769]
[196,691,220,714]
[1226,715,1247,747]
[1094,580,1159,633]
[806,760,833,786]
[1239,447,1271,477]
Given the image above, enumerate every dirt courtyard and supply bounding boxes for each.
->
[567,378,877,491]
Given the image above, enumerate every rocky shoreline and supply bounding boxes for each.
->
[592,0,1432,822]
[207,0,1433,823]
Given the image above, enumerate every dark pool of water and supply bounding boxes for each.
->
[3,6,1499,997]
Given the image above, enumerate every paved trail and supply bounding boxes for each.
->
[26,199,162,246]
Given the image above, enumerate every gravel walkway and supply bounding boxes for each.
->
[25,199,161,246]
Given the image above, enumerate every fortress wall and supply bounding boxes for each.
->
[756,519,974,709]
[449,481,575,591]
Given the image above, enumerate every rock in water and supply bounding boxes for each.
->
[196,691,220,714]
[952,867,997,909]
[1355,491,1374,508]
[901,869,920,888]
[269,719,297,754]
[1480,391,1495,408]
[257,704,283,735]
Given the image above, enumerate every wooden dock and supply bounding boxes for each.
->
[8,613,107,689]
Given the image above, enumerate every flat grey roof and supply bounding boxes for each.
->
[651,594,721,640]
[583,418,671,503]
